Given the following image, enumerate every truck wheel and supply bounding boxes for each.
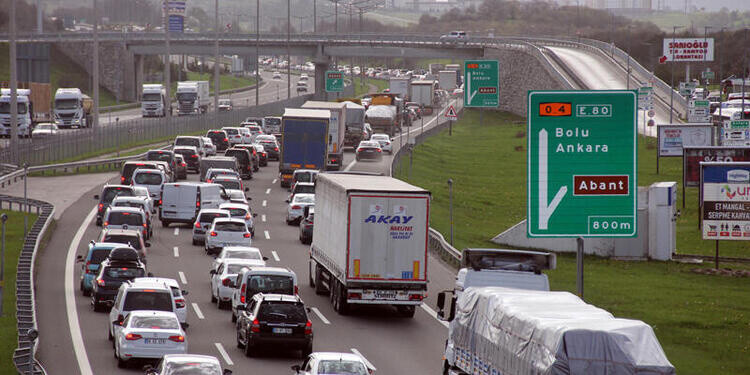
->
[397,305,416,318]
[333,280,349,315]
[308,262,315,288]
[314,264,326,295]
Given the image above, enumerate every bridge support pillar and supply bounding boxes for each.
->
[134,54,144,103]
[314,60,330,101]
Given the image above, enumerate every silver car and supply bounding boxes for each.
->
[219,203,256,237]
[192,209,231,246]
[286,193,315,225]
[205,218,253,255]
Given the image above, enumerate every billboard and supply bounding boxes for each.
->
[163,1,186,33]
[657,124,713,157]
[701,162,750,240]
[662,38,714,62]
[684,147,750,187]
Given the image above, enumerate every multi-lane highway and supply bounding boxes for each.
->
[35,98,462,374]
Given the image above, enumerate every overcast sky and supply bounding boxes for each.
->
[662,0,750,12]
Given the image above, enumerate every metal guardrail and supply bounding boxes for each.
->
[0,194,53,375]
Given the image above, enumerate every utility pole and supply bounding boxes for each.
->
[165,0,171,123]
[669,25,684,123]
[214,0,220,113]
[287,0,291,99]
[93,0,99,131]
[36,0,43,34]
[10,0,18,164]
[255,0,260,107]
[314,0,317,33]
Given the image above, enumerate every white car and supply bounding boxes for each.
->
[369,133,393,154]
[272,71,282,80]
[131,186,156,214]
[147,277,190,327]
[237,127,253,144]
[210,258,265,309]
[286,193,315,225]
[131,168,168,202]
[219,203,256,237]
[218,98,233,111]
[192,209,231,246]
[205,218,253,255]
[144,354,229,375]
[205,168,241,183]
[292,352,372,375]
[202,137,217,156]
[114,310,187,368]
[31,123,59,138]
[210,246,266,274]
[225,189,249,205]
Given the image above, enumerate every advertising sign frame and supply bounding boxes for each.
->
[663,38,715,62]
[657,124,714,157]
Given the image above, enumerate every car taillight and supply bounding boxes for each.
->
[262,152,266,157]
[196,201,201,208]
[120,176,125,183]
[175,298,186,309]
[96,279,105,286]
[158,199,162,205]
[356,148,362,153]
[274,147,279,151]
[304,320,313,335]
[181,162,186,167]
[206,179,212,183]
[247,165,251,170]
[251,319,260,333]
[292,205,302,210]
[103,221,108,227]
[168,335,185,342]
[85,261,93,274]
[240,283,246,303]
[331,158,337,163]
[191,154,198,158]
[376,149,382,153]
[243,233,251,238]
[409,294,424,301]
[98,203,103,212]
[222,278,231,286]
[294,285,299,295]
[210,231,217,236]
[195,222,201,228]
[348,292,362,300]
[125,333,142,340]
[223,138,228,142]
[244,213,251,220]
[118,314,125,325]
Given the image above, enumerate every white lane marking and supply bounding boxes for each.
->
[173,246,179,258]
[271,251,280,262]
[178,271,188,285]
[265,188,271,194]
[272,178,278,184]
[343,159,357,172]
[174,227,179,236]
[310,307,330,324]
[420,304,450,328]
[261,214,267,222]
[262,199,267,207]
[215,342,234,366]
[264,230,270,240]
[192,303,205,320]
[65,207,97,375]
[351,348,377,371]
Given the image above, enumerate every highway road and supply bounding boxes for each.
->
[35,98,462,374]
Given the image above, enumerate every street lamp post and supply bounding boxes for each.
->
[447,178,454,246]
[23,163,28,236]
[9,0,17,164]
[287,0,291,99]
[93,0,99,132]
[0,213,7,317]
[669,25,684,123]
[214,0,220,114]
[256,0,260,107]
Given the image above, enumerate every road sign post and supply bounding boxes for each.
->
[527,90,638,238]
[325,70,344,93]
[445,105,458,136]
[464,60,499,108]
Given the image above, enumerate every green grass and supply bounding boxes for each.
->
[167,73,257,97]
[394,109,750,374]
[352,77,387,97]
[0,211,38,375]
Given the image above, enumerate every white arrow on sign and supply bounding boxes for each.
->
[466,71,477,104]
[538,129,567,230]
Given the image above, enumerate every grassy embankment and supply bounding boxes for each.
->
[0,211,39,375]
[394,109,750,375]
[166,72,256,97]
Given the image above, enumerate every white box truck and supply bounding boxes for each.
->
[389,77,411,99]
[141,84,168,117]
[410,80,435,115]
[176,81,210,116]
[52,88,92,128]
[309,174,430,318]
[300,101,347,171]
[438,70,458,91]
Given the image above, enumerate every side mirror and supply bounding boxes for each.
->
[247,197,252,201]
[437,292,446,311]
[145,242,152,248]
[223,370,233,375]
[93,194,100,200]
[209,269,216,275]
[147,272,154,277]
[235,305,245,311]
[76,255,84,262]
[285,199,290,203]
[244,187,249,192]
[252,213,258,217]
[291,365,302,373]
[262,256,269,261]
[181,290,189,296]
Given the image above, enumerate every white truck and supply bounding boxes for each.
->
[438,70,458,91]
[0,89,33,137]
[389,77,411,99]
[410,80,435,115]
[300,101,347,171]
[141,84,168,117]
[53,88,92,128]
[309,174,430,318]
[176,81,210,116]
[436,249,676,375]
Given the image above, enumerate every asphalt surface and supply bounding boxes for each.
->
[36,98,461,374]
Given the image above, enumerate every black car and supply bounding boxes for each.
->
[90,247,147,312]
[253,144,268,167]
[225,148,253,179]
[236,294,313,358]
[235,144,260,172]
[173,146,201,172]
[298,208,314,244]
[145,150,177,172]
[355,141,383,161]
[258,140,280,161]
[207,130,230,152]
[94,185,135,226]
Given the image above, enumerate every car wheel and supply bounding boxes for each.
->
[216,291,223,309]
[231,310,237,323]
[92,297,103,312]
[82,287,91,297]
[308,262,315,288]
[108,326,113,341]
[211,290,217,303]
[334,280,349,315]
[301,342,313,358]
[243,338,254,357]
[236,330,245,349]
[116,351,127,368]
[161,220,170,227]
[192,238,198,246]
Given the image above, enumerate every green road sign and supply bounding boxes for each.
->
[464,60,498,107]
[527,90,638,237]
[702,70,715,79]
[325,70,344,93]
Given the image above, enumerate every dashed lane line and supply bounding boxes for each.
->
[262,214,266,222]
[262,199,267,207]
[192,303,205,320]
[215,342,234,366]
[420,304,449,328]
[310,307,331,324]
[178,271,188,285]
[174,227,179,236]
[271,251,280,262]
[173,246,179,258]
[265,188,271,194]
[351,348,377,372]
[264,230,270,240]
[272,178,278,184]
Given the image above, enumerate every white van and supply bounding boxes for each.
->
[160,183,201,227]
[131,168,168,202]
[198,183,230,210]
[230,266,298,322]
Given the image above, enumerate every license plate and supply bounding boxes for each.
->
[272,327,292,334]
[144,338,167,344]
[374,290,397,299]
[164,211,176,215]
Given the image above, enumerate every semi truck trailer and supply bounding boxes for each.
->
[278,108,330,188]
[301,101,347,171]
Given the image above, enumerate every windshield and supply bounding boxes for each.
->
[247,275,294,297]
[219,100,231,105]
[37,124,54,130]
[103,266,145,280]
[55,99,79,110]
[294,185,315,194]
[224,128,239,135]
[199,212,229,223]
[216,180,241,190]
[227,264,251,274]
[177,93,196,101]
[214,222,246,232]
[225,250,260,260]
[0,102,28,114]
[147,152,172,162]
[226,208,248,217]
[142,93,162,102]
[208,171,239,180]
[131,316,179,330]
[113,201,145,210]
[264,117,281,126]
[89,249,112,264]
[108,212,143,226]
[318,361,368,375]
[134,173,163,185]
[293,195,315,204]
[258,302,306,323]
[208,132,226,141]
[123,291,173,312]
[164,362,222,375]
[103,234,142,250]
[175,138,200,147]
[103,188,134,204]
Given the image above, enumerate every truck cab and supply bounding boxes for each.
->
[141,84,168,117]
[0,92,32,137]
[54,88,90,128]
[177,81,209,116]
[454,248,554,299]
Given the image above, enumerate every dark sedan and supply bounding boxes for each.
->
[206,130,230,152]
[299,208,314,244]
[258,140,280,161]
[355,141,383,161]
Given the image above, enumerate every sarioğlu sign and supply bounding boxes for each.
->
[662,38,714,62]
